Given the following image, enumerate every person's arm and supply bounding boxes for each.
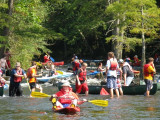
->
[76,69,81,85]
[76,74,81,85]
[5,61,9,69]
[22,70,27,79]
[106,60,110,77]
[122,67,127,86]
[123,73,127,86]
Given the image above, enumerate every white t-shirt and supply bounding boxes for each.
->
[106,58,119,77]
[0,58,6,68]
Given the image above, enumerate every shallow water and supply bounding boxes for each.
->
[1,83,160,120]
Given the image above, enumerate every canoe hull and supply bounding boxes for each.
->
[53,107,80,114]
[57,82,157,95]
[0,87,4,96]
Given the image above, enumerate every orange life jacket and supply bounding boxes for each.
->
[14,69,23,82]
[28,68,37,83]
[144,64,153,77]
[109,59,118,70]
[79,68,87,81]
[56,88,78,104]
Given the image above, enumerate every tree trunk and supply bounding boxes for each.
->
[141,6,145,79]
[112,17,122,60]
[0,0,14,58]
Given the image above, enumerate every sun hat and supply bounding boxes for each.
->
[118,59,124,64]
[15,62,21,67]
[61,82,71,87]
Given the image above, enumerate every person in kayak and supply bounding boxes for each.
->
[49,82,86,109]
[27,61,43,94]
[118,59,134,86]
[96,62,105,79]
[75,62,89,96]
[9,62,27,97]
[143,57,156,96]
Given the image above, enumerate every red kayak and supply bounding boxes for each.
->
[53,106,80,114]
[53,61,64,66]
[42,61,64,66]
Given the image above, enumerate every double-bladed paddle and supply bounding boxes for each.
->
[31,92,108,107]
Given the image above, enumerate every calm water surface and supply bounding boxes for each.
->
[1,84,160,120]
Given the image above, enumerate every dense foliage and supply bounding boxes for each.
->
[0,0,159,68]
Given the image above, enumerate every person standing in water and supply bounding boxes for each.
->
[27,61,43,94]
[75,62,89,96]
[106,52,119,98]
[9,62,27,97]
[143,57,156,96]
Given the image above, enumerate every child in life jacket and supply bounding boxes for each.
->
[116,69,123,96]
[49,82,86,109]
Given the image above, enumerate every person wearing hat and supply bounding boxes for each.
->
[118,59,134,86]
[9,62,27,97]
[49,82,85,109]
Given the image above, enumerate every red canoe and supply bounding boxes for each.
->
[53,61,64,66]
[42,61,64,66]
[53,106,80,114]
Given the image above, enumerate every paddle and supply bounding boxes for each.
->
[88,100,108,107]
[31,92,51,97]
[26,78,31,92]
[56,70,63,75]
[31,92,108,107]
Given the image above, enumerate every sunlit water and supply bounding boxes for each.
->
[0,82,160,120]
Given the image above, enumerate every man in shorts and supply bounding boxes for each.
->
[27,61,43,95]
[143,57,156,96]
[106,52,120,98]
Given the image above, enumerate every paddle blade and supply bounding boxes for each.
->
[50,57,55,62]
[100,88,109,95]
[56,70,63,75]
[88,100,108,107]
[31,92,51,98]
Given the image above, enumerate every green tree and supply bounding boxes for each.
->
[0,0,63,69]
[105,0,160,63]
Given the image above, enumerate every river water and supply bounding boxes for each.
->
[1,82,160,120]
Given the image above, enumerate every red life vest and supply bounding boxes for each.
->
[109,59,118,70]
[79,68,87,81]
[14,69,23,82]
[144,64,153,77]
[56,88,76,104]
[0,78,5,87]
[73,62,80,71]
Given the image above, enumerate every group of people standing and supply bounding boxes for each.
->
[106,52,156,98]
[9,61,43,97]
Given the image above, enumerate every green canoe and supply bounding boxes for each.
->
[0,87,4,96]
[57,82,157,95]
